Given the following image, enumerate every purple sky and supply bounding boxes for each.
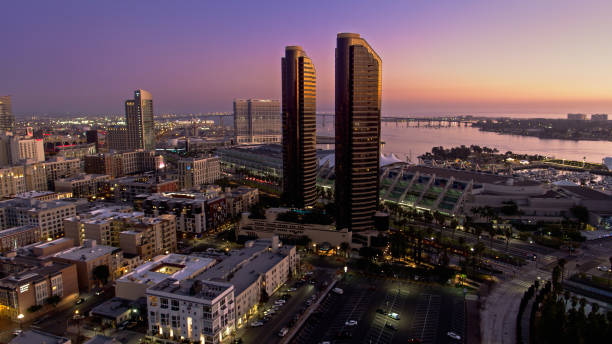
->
[2,0,612,116]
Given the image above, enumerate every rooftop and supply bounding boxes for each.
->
[56,173,109,183]
[90,297,135,319]
[148,278,233,303]
[84,335,119,344]
[0,258,71,289]
[117,254,215,286]
[0,225,38,238]
[54,240,119,261]
[0,198,74,211]
[559,185,612,201]
[9,330,70,344]
[65,207,143,225]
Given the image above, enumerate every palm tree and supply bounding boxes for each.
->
[558,258,567,283]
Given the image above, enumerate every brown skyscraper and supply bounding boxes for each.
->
[125,89,155,151]
[281,46,317,208]
[335,33,382,231]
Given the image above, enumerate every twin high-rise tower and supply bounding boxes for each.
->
[281,46,318,208]
[282,33,381,231]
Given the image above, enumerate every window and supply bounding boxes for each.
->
[50,275,63,297]
[171,315,179,328]
[171,299,179,311]
[160,313,169,325]
[160,298,168,309]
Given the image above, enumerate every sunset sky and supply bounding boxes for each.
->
[2,0,612,115]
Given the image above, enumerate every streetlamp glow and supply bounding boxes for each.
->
[17,314,24,320]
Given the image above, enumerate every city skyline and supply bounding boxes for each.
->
[3,0,612,115]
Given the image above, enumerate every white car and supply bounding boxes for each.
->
[332,287,344,295]
[447,331,461,340]
[278,327,289,337]
[250,321,264,327]
[345,320,358,326]
[288,288,297,292]
[274,300,286,305]
[597,266,611,272]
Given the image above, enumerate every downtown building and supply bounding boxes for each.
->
[335,33,382,231]
[54,173,111,198]
[0,96,14,134]
[177,156,221,190]
[0,198,77,240]
[0,134,45,166]
[84,150,163,178]
[43,156,81,190]
[281,46,317,208]
[0,255,79,321]
[145,237,297,343]
[126,89,155,151]
[233,99,281,144]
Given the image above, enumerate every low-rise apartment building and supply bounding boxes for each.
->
[0,255,78,321]
[0,225,40,253]
[177,156,221,190]
[0,198,77,240]
[52,239,124,292]
[112,175,178,202]
[43,156,81,190]
[146,278,235,344]
[119,214,177,261]
[55,174,110,198]
[115,254,215,301]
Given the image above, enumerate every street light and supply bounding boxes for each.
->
[17,313,24,330]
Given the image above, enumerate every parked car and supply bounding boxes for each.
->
[345,320,358,326]
[250,321,264,327]
[332,288,344,295]
[447,331,462,340]
[76,298,85,305]
[288,288,297,292]
[385,323,397,331]
[597,266,611,272]
[12,329,22,336]
[278,327,289,337]
[387,312,400,320]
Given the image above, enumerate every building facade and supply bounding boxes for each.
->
[0,225,40,253]
[177,156,220,190]
[43,157,81,190]
[233,99,281,144]
[54,174,110,198]
[335,33,382,231]
[281,46,317,208]
[0,256,79,321]
[0,198,77,240]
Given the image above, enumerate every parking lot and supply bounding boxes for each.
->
[291,275,465,344]
[238,268,336,344]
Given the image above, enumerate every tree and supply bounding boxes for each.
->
[558,258,567,283]
[93,265,110,286]
[433,211,445,226]
[450,218,459,239]
[261,289,269,303]
[45,295,61,307]
[570,205,589,224]
[339,242,350,258]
